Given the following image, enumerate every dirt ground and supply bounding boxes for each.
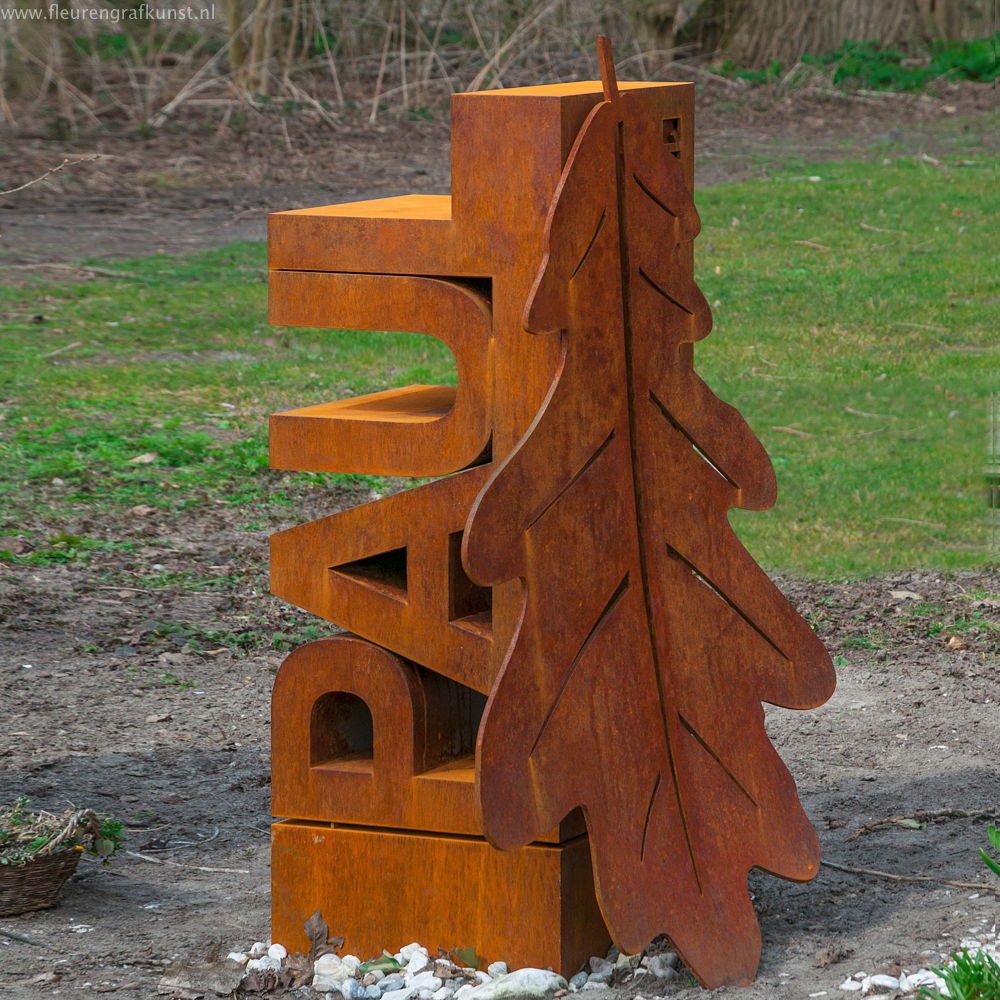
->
[0,78,998,999]
[1,78,997,266]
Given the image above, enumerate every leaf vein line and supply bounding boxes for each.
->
[665,545,789,661]
[640,771,661,862]
[632,172,678,217]
[528,573,630,758]
[526,429,615,531]
[677,714,758,807]
[637,267,693,314]
[617,121,701,894]
[648,390,740,489]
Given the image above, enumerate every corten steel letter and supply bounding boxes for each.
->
[268,38,835,988]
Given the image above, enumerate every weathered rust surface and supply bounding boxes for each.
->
[269,272,492,477]
[271,819,608,972]
[268,38,833,987]
[464,39,836,986]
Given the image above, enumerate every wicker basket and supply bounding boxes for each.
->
[0,849,82,916]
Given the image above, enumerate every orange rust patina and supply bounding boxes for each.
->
[267,38,835,987]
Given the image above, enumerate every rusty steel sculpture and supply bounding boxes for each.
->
[267,38,836,989]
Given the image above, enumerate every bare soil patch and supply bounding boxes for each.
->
[0,492,997,998]
[1,79,996,269]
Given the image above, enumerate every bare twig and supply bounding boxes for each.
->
[467,0,558,92]
[821,859,1000,895]
[847,808,999,843]
[888,321,949,332]
[0,928,54,948]
[0,156,103,197]
[877,516,945,528]
[844,406,894,419]
[771,425,813,437]
[860,222,906,234]
[190,207,271,237]
[40,341,82,359]
[125,850,248,874]
[10,263,144,281]
[794,239,831,251]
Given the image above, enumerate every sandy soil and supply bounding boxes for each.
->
[0,79,998,999]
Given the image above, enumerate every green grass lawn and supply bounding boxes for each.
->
[1,152,996,578]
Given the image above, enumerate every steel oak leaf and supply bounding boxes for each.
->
[463,44,836,988]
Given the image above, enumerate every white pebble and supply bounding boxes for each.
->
[432,989,453,1000]
[474,971,492,985]
[861,974,899,995]
[453,986,476,1000]
[249,941,268,958]
[418,991,436,1000]
[382,989,416,1000]
[268,943,287,961]
[410,973,442,991]
[246,956,280,973]
[400,943,426,962]
[899,969,946,992]
[314,953,350,989]
[487,962,508,979]
[315,954,344,974]
[343,955,362,975]
[467,970,568,1000]
[227,952,249,965]
[838,979,862,992]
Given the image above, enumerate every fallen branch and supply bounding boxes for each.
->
[11,263,143,281]
[888,321,948,333]
[877,516,945,529]
[0,928,54,948]
[40,341,82,360]
[771,425,813,437]
[0,155,103,197]
[860,222,906,234]
[844,406,894,419]
[125,850,248,874]
[847,808,999,843]
[794,239,830,251]
[821,859,1000,894]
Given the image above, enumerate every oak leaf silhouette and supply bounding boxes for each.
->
[463,40,836,988]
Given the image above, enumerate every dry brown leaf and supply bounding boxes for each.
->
[303,910,344,959]
[946,635,967,650]
[127,452,159,465]
[280,952,314,988]
[814,944,853,968]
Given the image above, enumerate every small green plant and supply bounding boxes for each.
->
[918,948,1000,1000]
[982,824,1000,879]
[716,34,999,93]
[0,797,122,866]
[159,671,196,689]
